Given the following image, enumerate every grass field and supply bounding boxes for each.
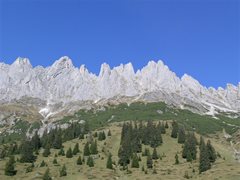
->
[0,121,239,180]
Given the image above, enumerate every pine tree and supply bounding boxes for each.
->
[199,139,211,173]
[175,153,179,164]
[182,133,197,161]
[77,156,83,165]
[171,121,178,138]
[83,142,90,156]
[165,122,169,128]
[142,148,150,156]
[20,140,36,163]
[90,140,98,155]
[73,143,80,155]
[87,156,94,167]
[106,154,113,169]
[152,148,158,160]
[59,164,67,177]
[31,131,41,151]
[108,130,111,136]
[53,158,57,164]
[66,147,73,158]
[178,126,186,144]
[43,145,51,157]
[159,122,166,134]
[131,153,139,168]
[58,148,65,156]
[43,168,52,180]
[206,140,216,163]
[5,156,17,176]
[52,130,62,149]
[40,160,46,167]
[146,155,153,169]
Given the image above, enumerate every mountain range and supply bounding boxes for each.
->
[0,56,239,119]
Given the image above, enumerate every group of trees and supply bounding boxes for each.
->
[199,137,216,173]
[118,121,165,168]
[2,122,89,177]
[172,121,217,174]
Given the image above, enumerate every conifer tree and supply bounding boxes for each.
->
[171,121,178,138]
[5,156,17,176]
[182,133,197,161]
[142,148,150,157]
[152,147,158,160]
[40,160,46,167]
[131,153,139,168]
[178,126,186,144]
[165,122,169,128]
[52,131,62,149]
[53,159,57,164]
[106,154,113,169]
[43,168,52,180]
[87,156,94,167]
[20,140,36,163]
[73,143,80,155]
[160,122,166,134]
[90,140,98,155]
[108,130,111,136]
[206,140,216,163]
[66,147,73,158]
[84,142,90,156]
[175,153,179,164]
[77,156,83,165]
[43,145,51,157]
[146,155,153,169]
[58,148,65,156]
[59,164,67,177]
[199,139,211,173]
[31,131,41,151]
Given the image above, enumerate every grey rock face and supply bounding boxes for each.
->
[0,56,239,115]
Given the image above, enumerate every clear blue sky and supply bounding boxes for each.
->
[0,0,239,88]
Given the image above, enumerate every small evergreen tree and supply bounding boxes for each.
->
[20,140,36,163]
[108,130,112,136]
[43,145,51,157]
[146,155,153,169]
[40,160,46,167]
[171,121,178,138]
[58,148,65,156]
[43,168,52,180]
[83,142,90,156]
[206,140,216,163]
[5,156,17,176]
[131,153,139,168]
[152,148,158,160]
[90,140,98,155]
[106,154,113,169]
[177,126,186,144]
[52,130,62,149]
[77,156,83,165]
[66,147,73,158]
[59,164,67,177]
[175,153,179,164]
[199,138,211,173]
[165,122,169,128]
[87,156,94,167]
[53,159,57,164]
[73,143,80,155]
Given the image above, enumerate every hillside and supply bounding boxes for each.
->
[0,121,239,180]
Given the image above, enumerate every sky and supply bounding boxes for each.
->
[0,0,239,88]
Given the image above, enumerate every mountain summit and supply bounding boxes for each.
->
[0,56,239,115]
